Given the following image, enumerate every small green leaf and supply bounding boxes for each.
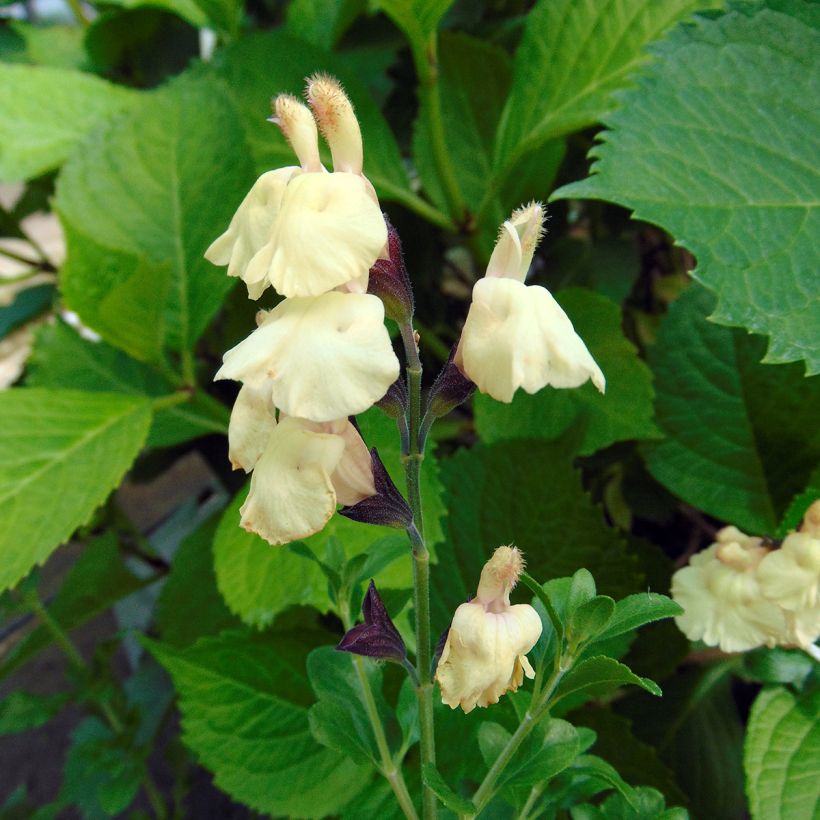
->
[144,630,372,818]
[568,597,616,648]
[374,0,453,48]
[745,686,820,820]
[475,290,660,455]
[421,763,476,816]
[568,754,639,810]
[554,1,820,371]
[0,284,54,341]
[555,656,661,706]
[595,593,683,643]
[741,648,816,687]
[642,286,820,533]
[0,64,133,182]
[497,719,581,790]
[0,389,152,593]
[0,691,68,734]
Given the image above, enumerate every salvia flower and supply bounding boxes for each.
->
[240,415,376,546]
[337,580,406,663]
[435,546,542,713]
[455,203,605,403]
[205,79,387,299]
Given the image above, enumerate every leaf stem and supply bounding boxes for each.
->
[151,391,192,412]
[400,319,437,820]
[64,0,90,25]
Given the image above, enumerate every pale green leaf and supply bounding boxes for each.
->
[745,686,820,820]
[57,71,255,361]
[145,631,371,818]
[554,0,820,371]
[554,656,661,706]
[0,64,133,182]
[595,593,683,643]
[4,22,88,70]
[643,286,820,534]
[495,0,712,165]
[0,390,152,593]
[474,289,659,455]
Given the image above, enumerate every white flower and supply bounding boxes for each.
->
[672,527,786,652]
[436,546,542,713]
[455,203,604,403]
[240,415,375,546]
[226,380,276,472]
[205,85,386,299]
[215,291,399,423]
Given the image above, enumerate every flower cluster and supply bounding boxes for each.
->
[205,75,400,545]
[672,501,820,653]
[436,546,542,712]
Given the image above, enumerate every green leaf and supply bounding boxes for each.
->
[0,532,151,679]
[568,597,616,649]
[156,516,241,647]
[554,1,820,372]
[642,285,820,533]
[745,686,820,820]
[434,437,641,627]
[554,656,661,706]
[0,64,133,182]
[566,754,640,808]
[595,593,683,643]
[28,321,229,448]
[495,0,711,165]
[475,289,659,455]
[285,0,365,50]
[4,21,88,70]
[421,763,476,816]
[741,647,816,687]
[0,389,152,593]
[375,0,454,48]
[211,30,411,204]
[308,647,395,766]
[572,786,687,820]
[56,71,255,362]
[0,691,67,734]
[145,630,371,818]
[778,466,820,536]
[0,284,54,341]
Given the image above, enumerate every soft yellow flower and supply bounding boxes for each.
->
[455,203,604,403]
[672,527,786,652]
[226,380,276,472]
[215,291,399,423]
[205,84,386,299]
[240,416,375,546]
[436,546,542,713]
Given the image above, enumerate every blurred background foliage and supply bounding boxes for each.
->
[0,0,817,817]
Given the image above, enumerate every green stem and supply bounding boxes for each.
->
[143,775,168,820]
[518,784,544,820]
[151,391,192,412]
[0,246,45,269]
[386,185,457,233]
[414,34,468,227]
[64,0,90,25]
[400,320,437,820]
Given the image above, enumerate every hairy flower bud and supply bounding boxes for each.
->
[425,346,476,420]
[305,73,363,176]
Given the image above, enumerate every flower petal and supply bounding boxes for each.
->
[239,416,345,545]
[227,381,276,472]
[216,292,399,422]
[264,172,387,297]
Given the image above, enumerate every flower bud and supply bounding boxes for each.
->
[339,448,413,529]
[305,73,363,175]
[337,580,406,663]
[375,375,407,420]
[269,93,321,173]
[425,346,476,420]
[435,546,542,713]
[367,216,414,323]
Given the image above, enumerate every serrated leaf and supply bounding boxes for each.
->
[421,763,476,815]
[554,1,820,371]
[0,691,68,734]
[495,0,711,165]
[0,532,151,679]
[595,593,683,643]
[28,321,229,448]
[475,289,659,455]
[642,285,820,534]
[0,64,134,182]
[745,686,820,820]
[555,656,661,706]
[0,389,152,593]
[144,631,371,818]
[57,71,255,362]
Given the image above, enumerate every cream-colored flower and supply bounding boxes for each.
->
[757,503,820,648]
[455,203,604,403]
[436,546,542,713]
[215,291,399,423]
[205,83,386,299]
[672,527,785,652]
[240,415,375,546]
[226,380,276,472]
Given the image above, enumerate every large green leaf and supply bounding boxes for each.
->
[554,0,820,372]
[210,30,411,204]
[0,64,133,182]
[433,436,641,628]
[28,321,229,448]
[494,0,711,166]
[145,630,371,818]
[57,71,255,362]
[0,390,152,593]
[285,0,365,50]
[474,289,659,455]
[745,686,820,820]
[643,285,820,534]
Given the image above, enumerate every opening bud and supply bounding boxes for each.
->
[367,216,414,323]
[338,448,413,529]
[305,73,363,175]
[337,580,406,663]
[425,346,475,420]
[269,93,321,172]
[375,374,408,420]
